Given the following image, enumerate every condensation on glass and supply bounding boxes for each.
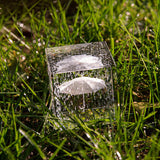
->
[46,42,116,124]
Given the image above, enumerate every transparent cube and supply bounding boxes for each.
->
[46,42,116,126]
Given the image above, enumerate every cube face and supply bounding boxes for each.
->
[46,42,115,121]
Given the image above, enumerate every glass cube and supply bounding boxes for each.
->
[46,42,116,126]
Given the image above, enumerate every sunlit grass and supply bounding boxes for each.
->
[0,0,160,159]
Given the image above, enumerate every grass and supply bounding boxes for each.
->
[0,0,160,159]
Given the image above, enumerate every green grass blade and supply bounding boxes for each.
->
[46,138,72,157]
[19,129,46,160]
[48,138,67,160]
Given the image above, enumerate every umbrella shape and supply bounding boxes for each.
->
[56,54,104,73]
[58,77,106,95]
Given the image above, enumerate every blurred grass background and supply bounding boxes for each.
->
[0,0,160,159]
